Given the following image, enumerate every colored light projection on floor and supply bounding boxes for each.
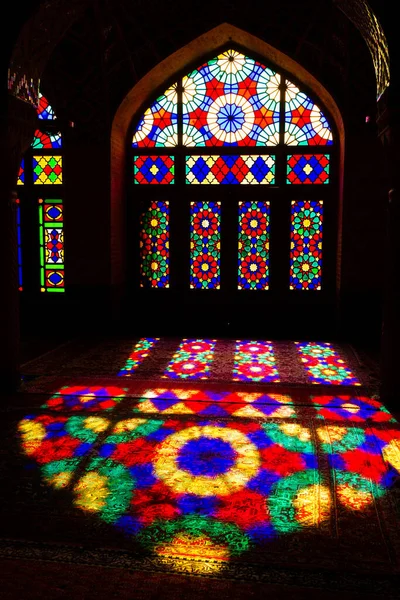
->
[39,198,65,292]
[311,396,396,423]
[164,340,216,380]
[134,156,174,184]
[31,129,62,150]
[16,199,23,291]
[118,338,160,377]
[18,410,400,568]
[190,202,221,289]
[285,81,333,146]
[287,154,330,184]
[132,84,178,147]
[17,159,24,185]
[186,156,275,184]
[140,201,169,288]
[134,388,296,419]
[232,341,279,383]
[33,155,62,184]
[37,93,56,120]
[238,201,270,290]
[41,386,127,412]
[296,342,361,385]
[290,201,323,290]
[182,49,280,146]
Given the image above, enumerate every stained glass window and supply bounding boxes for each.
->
[285,81,333,145]
[233,340,279,382]
[296,342,360,385]
[33,156,62,185]
[190,201,221,289]
[17,159,24,186]
[287,155,330,184]
[31,129,62,150]
[134,156,174,184]
[290,201,323,290]
[16,199,23,291]
[140,201,169,288]
[37,93,56,120]
[38,198,65,292]
[238,201,270,290]
[186,155,275,184]
[132,84,178,147]
[164,339,216,380]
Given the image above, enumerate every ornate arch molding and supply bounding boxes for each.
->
[110,22,345,288]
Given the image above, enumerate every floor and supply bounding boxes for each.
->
[1,337,399,598]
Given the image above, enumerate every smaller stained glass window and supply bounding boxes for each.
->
[32,129,62,150]
[17,159,25,186]
[33,156,62,185]
[134,156,174,184]
[37,93,56,120]
[285,81,333,146]
[186,155,275,184]
[16,199,23,291]
[39,198,65,292]
[132,84,178,147]
[290,201,323,290]
[140,201,169,288]
[190,201,221,289]
[287,154,330,184]
[238,201,270,290]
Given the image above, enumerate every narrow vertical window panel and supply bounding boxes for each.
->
[133,156,174,184]
[17,159,25,186]
[38,199,65,292]
[238,201,270,290]
[190,201,221,289]
[285,81,333,146]
[16,199,23,291]
[33,156,62,184]
[290,201,323,290]
[140,201,169,288]
[287,154,330,184]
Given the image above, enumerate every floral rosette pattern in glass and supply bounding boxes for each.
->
[233,340,279,382]
[290,201,323,290]
[238,201,270,290]
[164,339,216,380]
[182,49,280,146]
[285,81,333,145]
[140,201,169,288]
[190,202,221,289]
[132,84,178,147]
[296,342,360,385]
[119,338,160,376]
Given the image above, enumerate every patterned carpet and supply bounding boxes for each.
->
[2,337,399,597]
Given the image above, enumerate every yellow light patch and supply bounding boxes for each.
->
[280,423,311,442]
[317,426,347,444]
[303,164,313,175]
[84,417,110,433]
[135,400,157,414]
[271,406,296,418]
[337,484,373,510]
[232,405,267,418]
[74,472,109,512]
[156,533,230,564]
[79,393,96,404]
[294,484,331,526]
[113,418,147,433]
[48,471,73,489]
[163,402,194,415]
[149,165,159,176]
[18,420,46,454]
[382,439,400,473]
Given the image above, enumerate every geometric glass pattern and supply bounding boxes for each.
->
[140,201,169,288]
[186,155,275,184]
[37,93,56,120]
[182,49,280,147]
[38,198,65,292]
[132,84,178,147]
[33,156,63,185]
[164,339,216,380]
[285,81,333,146]
[232,340,279,382]
[17,159,24,185]
[238,201,270,290]
[31,129,62,150]
[16,199,23,291]
[296,342,361,385]
[133,156,174,184]
[290,201,323,290]
[287,154,330,184]
[118,338,160,376]
[190,201,221,289]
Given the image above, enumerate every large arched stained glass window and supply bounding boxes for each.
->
[131,48,334,293]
